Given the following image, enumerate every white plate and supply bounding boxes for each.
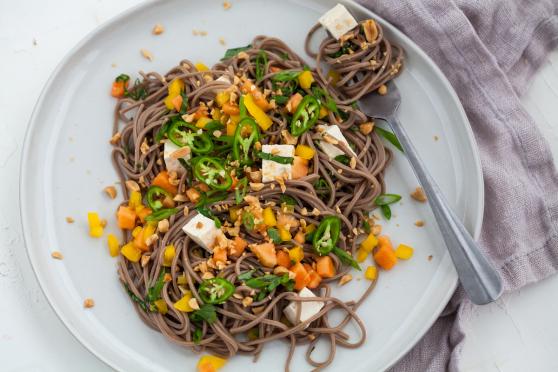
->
[20,0,483,371]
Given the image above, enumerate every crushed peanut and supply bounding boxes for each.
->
[252,306,265,315]
[65,216,75,224]
[141,254,151,267]
[183,206,190,216]
[372,225,382,235]
[140,48,153,61]
[188,297,200,310]
[109,132,121,145]
[100,219,107,228]
[158,219,170,233]
[223,1,231,9]
[359,122,374,135]
[173,193,188,202]
[233,293,243,299]
[414,220,425,227]
[218,37,226,45]
[273,266,289,275]
[125,180,140,192]
[103,185,117,199]
[201,272,215,280]
[242,297,254,307]
[250,182,265,191]
[164,273,172,282]
[339,274,352,286]
[378,84,388,95]
[152,24,164,35]
[323,134,339,145]
[311,208,321,216]
[83,298,95,308]
[410,187,427,202]
[281,130,298,145]
[428,255,433,261]
[349,157,357,169]
[51,251,63,260]
[363,19,378,42]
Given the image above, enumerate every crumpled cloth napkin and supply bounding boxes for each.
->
[356,0,558,370]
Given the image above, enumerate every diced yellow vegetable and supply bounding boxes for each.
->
[132,226,142,238]
[295,144,315,160]
[278,227,292,241]
[226,121,237,136]
[165,79,185,110]
[142,224,157,245]
[327,70,340,86]
[128,191,142,209]
[211,107,222,121]
[154,299,168,314]
[195,62,209,72]
[107,234,120,257]
[229,114,241,125]
[174,291,194,312]
[177,273,187,285]
[197,355,227,372]
[365,266,378,280]
[87,212,103,238]
[196,116,212,129]
[121,242,142,262]
[244,94,273,130]
[356,247,368,263]
[163,244,176,267]
[288,246,304,263]
[395,244,414,260]
[215,91,230,107]
[319,106,328,119]
[229,206,241,222]
[360,233,378,253]
[263,207,277,227]
[298,70,314,90]
[304,224,316,234]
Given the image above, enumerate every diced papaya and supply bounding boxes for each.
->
[152,171,178,195]
[276,250,291,269]
[117,206,136,230]
[250,242,276,267]
[316,256,336,278]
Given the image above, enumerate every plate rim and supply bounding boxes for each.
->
[19,0,484,370]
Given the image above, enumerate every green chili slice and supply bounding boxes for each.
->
[255,50,268,83]
[312,216,341,256]
[198,278,235,304]
[145,208,178,222]
[256,151,294,164]
[290,95,320,136]
[193,156,233,191]
[146,186,172,211]
[168,121,214,154]
[233,117,260,164]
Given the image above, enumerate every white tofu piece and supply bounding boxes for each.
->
[283,287,325,326]
[163,140,191,175]
[318,4,358,40]
[182,213,219,252]
[261,144,295,183]
[317,125,356,159]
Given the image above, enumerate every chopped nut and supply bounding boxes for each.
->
[140,48,153,61]
[273,266,289,275]
[414,220,425,227]
[350,157,357,169]
[146,234,159,246]
[158,219,170,233]
[337,168,343,174]
[363,19,378,42]
[201,272,215,280]
[281,130,298,145]
[196,221,203,229]
[372,225,382,235]
[311,208,320,216]
[219,37,226,45]
[109,132,121,145]
[100,219,107,228]
[300,208,308,216]
[410,187,427,202]
[212,130,222,138]
[188,297,200,310]
[223,0,231,9]
[152,24,164,35]
[323,134,339,145]
[51,251,63,260]
[171,147,191,159]
[233,293,243,299]
[125,180,141,192]
[83,298,95,308]
[250,182,265,191]
[308,334,316,341]
[428,255,433,261]
[65,216,75,224]
[254,141,262,151]
[335,205,341,214]
[199,30,207,36]
[183,206,190,216]
[173,194,188,202]
[378,84,388,96]
[249,170,262,183]
[359,122,374,135]
[182,113,196,122]
[104,185,117,199]
[434,135,439,141]
[237,51,249,60]
[252,305,265,315]
[242,296,254,307]
[141,254,151,267]
[339,274,352,286]
[164,273,172,282]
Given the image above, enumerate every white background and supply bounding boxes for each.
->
[1,1,558,371]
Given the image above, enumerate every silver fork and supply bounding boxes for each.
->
[358,83,503,305]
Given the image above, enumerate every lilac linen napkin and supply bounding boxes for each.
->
[356,0,558,370]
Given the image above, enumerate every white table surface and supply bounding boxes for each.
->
[1,1,558,371]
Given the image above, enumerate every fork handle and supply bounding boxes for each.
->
[386,116,503,305]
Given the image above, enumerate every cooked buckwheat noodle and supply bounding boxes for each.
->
[111,19,403,371]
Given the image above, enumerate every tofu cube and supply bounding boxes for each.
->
[283,287,325,326]
[182,213,219,252]
[261,144,295,183]
[317,125,356,159]
[318,4,358,40]
[163,140,191,175]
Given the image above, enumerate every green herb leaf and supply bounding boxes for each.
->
[146,270,166,304]
[235,178,248,205]
[332,247,361,271]
[124,78,148,100]
[255,50,268,82]
[242,212,255,231]
[190,304,218,324]
[267,228,282,243]
[375,127,404,153]
[279,195,297,206]
[204,121,225,132]
[179,92,189,115]
[362,220,371,234]
[334,154,350,165]
[195,207,221,228]
[222,44,252,60]
[271,70,302,82]
[238,269,257,281]
[257,151,294,164]
[115,73,130,83]
[381,205,392,220]
[272,95,289,105]
[374,193,402,206]
[124,285,148,312]
[145,208,178,222]
[312,87,339,114]
[193,328,202,344]
[155,121,171,142]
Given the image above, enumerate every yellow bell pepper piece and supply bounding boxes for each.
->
[263,207,277,227]
[128,191,142,209]
[327,70,340,86]
[132,226,142,238]
[319,106,328,119]
[174,291,194,312]
[142,224,157,245]
[177,273,187,285]
[365,266,378,280]
[295,145,315,160]
[87,212,103,238]
[360,233,378,253]
[197,355,227,372]
[163,244,176,267]
[165,79,185,110]
[196,116,212,129]
[243,94,272,130]
[298,70,314,90]
[278,227,291,241]
[226,121,237,136]
[229,206,241,222]
[215,91,230,107]
[121,242,142,262]
[356,247,368,263]
[107,234,120,257]
[288,246,304,263]
[304,224,316,234]
[154,299,168,314]
[195,62,209,72]
[395,244,414,260]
